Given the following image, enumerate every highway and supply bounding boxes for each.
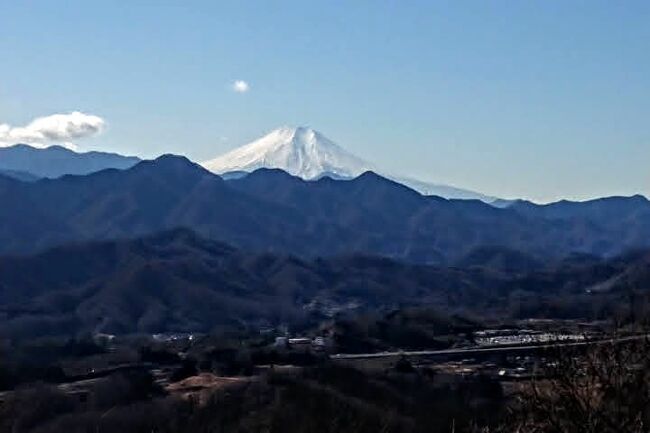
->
[330,334,648,360]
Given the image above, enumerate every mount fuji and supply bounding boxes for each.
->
[202,126,496,202]
[203,126,370,180]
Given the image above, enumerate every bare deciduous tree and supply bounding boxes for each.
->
[492,336,650,433]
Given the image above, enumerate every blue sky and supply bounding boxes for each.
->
[1,1,648,202]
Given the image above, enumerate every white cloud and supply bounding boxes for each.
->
[0,111,105,149]
[232,80,250,93]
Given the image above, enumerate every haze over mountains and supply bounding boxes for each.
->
[0,151,649,263]
[0,128,493,200]
[0,133,647,264]
[0,144,140,179]
[0,136,649,337]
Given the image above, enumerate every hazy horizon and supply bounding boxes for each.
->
[1,1,648,202]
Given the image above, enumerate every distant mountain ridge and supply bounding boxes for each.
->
[202,126,496,201]
[0,152,648,262]
[0,134,494,201]
[0,169,40,182]
[390,175,498,202]
[0,143,140,178]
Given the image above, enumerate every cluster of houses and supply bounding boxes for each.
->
[473,329,585,346]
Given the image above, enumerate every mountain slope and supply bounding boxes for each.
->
[509,195,650,256]
[0,169,40,182]
[204,126,371,180]
[392,175,497,202]
[0,144,140,178]
[0,155,310,255]
[0,229,499,336]
[203,126,494,201]
[2,229,650,338]
[0,175,77,253]
[226,169,650,261]
[1,155,649,262]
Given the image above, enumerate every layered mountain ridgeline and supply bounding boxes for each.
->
[0,229,493,337]
[1,154,649,262]
[227,168,650,260]
[0,169,40,182]
[0,156,304,255]
[0,229,649,338]
[0,144,140,178]
[508,196,650,254]
[201,126,494,201]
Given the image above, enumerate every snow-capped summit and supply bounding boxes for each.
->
[203,126,372,180]
[202,126,497,202]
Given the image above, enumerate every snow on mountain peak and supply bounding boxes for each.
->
[202,126,496,202]
[202,126,372,180]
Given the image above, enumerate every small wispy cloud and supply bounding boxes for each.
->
[232,80,250,93]
[0,111,105,149]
